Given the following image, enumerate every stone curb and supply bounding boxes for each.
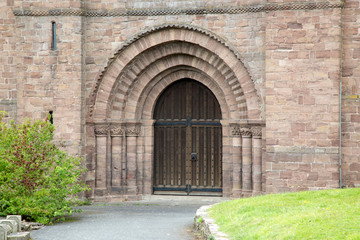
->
[194,205,229,240]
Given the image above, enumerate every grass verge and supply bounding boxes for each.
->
[208,188,360,239]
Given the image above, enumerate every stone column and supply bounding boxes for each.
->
[252,127,262,195]
[136,136,144,195]
[125,123,141,198]
[94,125,109,195]
[110,125,124,193]
[241,127,252,197]
[231,125,242,198]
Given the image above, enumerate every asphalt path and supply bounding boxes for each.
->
[30,196,226,240]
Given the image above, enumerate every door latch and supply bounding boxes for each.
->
[191,153,197,161]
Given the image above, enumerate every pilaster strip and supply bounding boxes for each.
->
[13,2,344,17]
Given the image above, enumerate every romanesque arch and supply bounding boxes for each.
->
[86,24,264,201]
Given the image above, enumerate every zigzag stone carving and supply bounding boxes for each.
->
[13,2,343,17]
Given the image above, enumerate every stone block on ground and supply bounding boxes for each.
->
[6,216,21,232]
[0,220,17,234]
[0,224,11,240]
[7,232,30,240]
[21,222,44,231]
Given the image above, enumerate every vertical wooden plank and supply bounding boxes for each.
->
[174,127,178,186]
[196,126,200,186]
[181,126,186,186]
[199,126,204,187]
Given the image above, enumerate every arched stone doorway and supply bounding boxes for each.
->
[86,24,264,201]
[153,79,222,196]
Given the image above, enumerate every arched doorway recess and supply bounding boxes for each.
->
[87,24,264,201]
[153,79,222,196]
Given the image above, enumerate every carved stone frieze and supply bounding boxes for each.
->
[240,127,252,137]
[231,125,241,136]
[251,127,262,138]
[94,125,109,136]
[110,125,124,136]
[13,2,343,17]
[125,124,141,136]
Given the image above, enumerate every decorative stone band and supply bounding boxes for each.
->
[94,125,109,136]
[13,2,343,17]
[240,127,252,138]
[125,124,141,137]
[110,125,124,136]
[231,124,262,138]
[251,126,262,138]
[94,123,141,136]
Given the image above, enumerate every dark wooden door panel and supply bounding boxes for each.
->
[153,79,222,196]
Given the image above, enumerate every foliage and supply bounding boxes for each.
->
[209,188,360,240]
[0,112,89,224]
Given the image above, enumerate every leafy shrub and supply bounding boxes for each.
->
[0,112,89,224]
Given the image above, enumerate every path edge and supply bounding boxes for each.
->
[194,205,229,240]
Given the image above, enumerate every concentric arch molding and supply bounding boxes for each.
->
[87,23,254,119]
[13,2,343,17]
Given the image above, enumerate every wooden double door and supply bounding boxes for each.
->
[153,79,222,196]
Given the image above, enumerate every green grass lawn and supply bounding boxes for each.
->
[208,188,360,240]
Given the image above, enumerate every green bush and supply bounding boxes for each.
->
[0,112,89,224]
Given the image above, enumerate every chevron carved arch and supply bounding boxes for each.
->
[88,24,262,122]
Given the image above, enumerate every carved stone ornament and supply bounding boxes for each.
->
[110,125,124,136]
[251,127,262,138]
[125,125,141,136]
[94,125,109,136]
[13,3,343,17]
[240,127,252,137]
[231,125,241,136]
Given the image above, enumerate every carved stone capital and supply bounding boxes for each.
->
[231,125,241,136]
[110,125,124,136]
[251,127,262,138]
[240,127,252,138]
[125,124,141,136]
[94,125,109,136]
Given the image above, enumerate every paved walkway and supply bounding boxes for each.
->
[30,196,227,240]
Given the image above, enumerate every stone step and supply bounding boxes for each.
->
[7,232,30,240]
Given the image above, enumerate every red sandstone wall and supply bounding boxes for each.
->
[341,0,360,187]
[3,0,358,193]
[265,8,342,192]
[13,0,81,8]
[0,1,17,121]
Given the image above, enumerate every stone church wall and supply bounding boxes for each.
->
[265,8,342,192]
[0,0,359,199]
[341,0,360,187]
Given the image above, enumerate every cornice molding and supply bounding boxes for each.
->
[13,2,343,17]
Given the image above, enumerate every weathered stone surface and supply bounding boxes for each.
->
[7,232,30,240]
[0,0,358,201]
[6,216,21,232]
[0,220,17,234]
